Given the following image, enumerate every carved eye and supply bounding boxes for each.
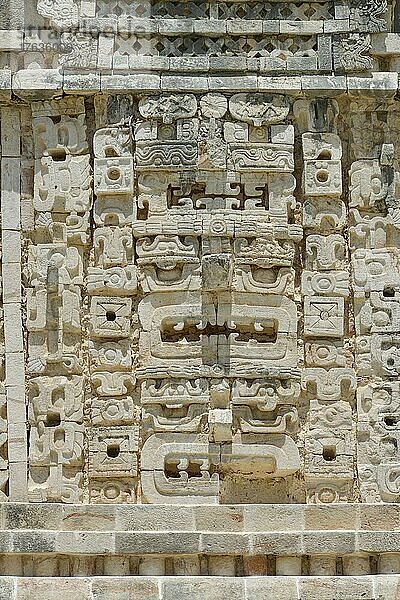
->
[316,346,330,359]
[366,261,384,276]
[315,169,329,183]
[107,167,121,181]
[107,444,120,458]
[104,349,117,362]
[200,93,227,118]
[317,487,337,503]
[103,483,120,500]
[323,446,336,461]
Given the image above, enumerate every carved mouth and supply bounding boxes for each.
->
[160,319,278,343]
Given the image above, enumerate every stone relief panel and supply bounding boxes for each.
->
[20,92,400,505]
[16,0,390,73]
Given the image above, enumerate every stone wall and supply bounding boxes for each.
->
[0,0,400,596]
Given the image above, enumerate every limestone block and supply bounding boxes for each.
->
[7,423,27,463]
[229,94,289,126]
[94,128,131,159]
[173,555,201,576]
[136,141,198,170]
[88,426,139,478]
[359,505,400,531]
[243,555,268,576]
[94,158,133,196]
[208,408,233,442]
[202,254,232,291]
[304,296,345,338]
[306,235,346,271]
[303,531,356,554]
[89,297,132,339]
[33,115,88,159]
[162,578,245,600]
[305,498,357,528]
[141,433,219,504]
[87,267,137,295]
[224,122,248,143]
[2,264,22,304]
[243,505,305,532]
[16,578,91,600]
[139,557,165,575]
[303,199,346,230]
[56,531,115,554]
[298,576,374,600]
[101,74,161,92]
[29,422,84,467]
[378,553,400,574]
[91,578,160,600]
[208,555,236,576]
[0,578,15,600]
[374,574,400,599]
[342,553,370,576]
[139,94,197,123]
[199,532,249,554]
[115,531,200,554]
[302,368,356,401]
[91,373,135,397]
[34,155,92,213]
[230,143,294,172]
[251,532,302,555]
[115,505,196,531]
[302,271,349,297]
[0,71,11,101]
[12,531,55,553]
[357,531,400,553]
[245,577,299,600]
[275,556,302,575]
[28,376,84,424]
[61,505,116,531]
[2,230,21,265]
[63,73,101,94]
[309,554,337,576]
[194,506,244,532]
[13,70,63,101]
[94,227,134,268]
[271,124,295,145]
[3,305,23,353]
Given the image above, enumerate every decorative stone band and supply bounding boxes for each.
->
[5,71,400,102]
[0,503,399,596]
[0,551,398,577]
[0,502,397,530]
[0,505,398,569]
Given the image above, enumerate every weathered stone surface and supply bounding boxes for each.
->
[91,578,160,600]
[16,578,91,600]
[162,578,245,600]
[0,0,400,595]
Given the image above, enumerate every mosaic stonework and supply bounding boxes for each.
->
[11,88,397,507]
[0,0,400,596]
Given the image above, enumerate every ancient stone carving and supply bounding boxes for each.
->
[36,0,79,28]
[139,94,198,123]
[34,155,92,213]
[18,55,400,512]
[228,94,290,126]
[302,133,342,197]
[333,34,373,71]
[89,297,132,339]
[94,158,134,195]
[88,426,139,478]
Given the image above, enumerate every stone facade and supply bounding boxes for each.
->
[0,0,400,597]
